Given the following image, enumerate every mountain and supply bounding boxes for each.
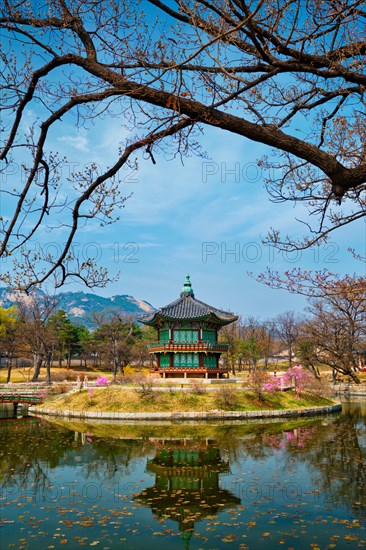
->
[0,288,154,329]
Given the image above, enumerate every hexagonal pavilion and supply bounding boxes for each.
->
[140,275,238,378]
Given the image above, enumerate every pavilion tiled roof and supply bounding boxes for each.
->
[140,275,238,326]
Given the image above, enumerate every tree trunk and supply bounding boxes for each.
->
[6,356,13,384]
[46,352,53,385]
[112,339,118,382]
[313,364,321,378]
[349,371,360,384]
[67,342,71,370]
[289,345,293,367]
[32,354,43,382]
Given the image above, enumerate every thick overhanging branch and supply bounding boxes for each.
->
[0,0,365,289]
[76,56,365,196]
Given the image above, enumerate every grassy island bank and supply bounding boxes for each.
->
[35,386,338,416]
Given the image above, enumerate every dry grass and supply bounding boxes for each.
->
[39,386,335,414]
[0,366,114,384]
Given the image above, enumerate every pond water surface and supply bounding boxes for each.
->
[0,400,365,549]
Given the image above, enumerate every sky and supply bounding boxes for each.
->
[10,112,361,320]
[1,3,365,321]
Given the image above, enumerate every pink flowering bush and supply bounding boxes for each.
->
[262,377,282,393]
[283,365,312,398]
[96,376,109,386]
[249,370,283,399]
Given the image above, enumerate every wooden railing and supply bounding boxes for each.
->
[148,341,229,352]
[0,393,43,405]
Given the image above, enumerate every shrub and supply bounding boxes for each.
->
[165,381,177,395]
[114,373,134,384]
[124,365,141,377]
[262,377,282,393]
[215,386,239,409]
[51,383,71,395]
[189,379,206,395]
[96,376,109,386]
[51,371,71,383]
[247,369,271,401]
[133,374,156,399]
[283,365,312,398]
[306,376,335,398]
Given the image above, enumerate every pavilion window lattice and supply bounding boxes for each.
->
[173,329,199,343]
[173,352,200,368]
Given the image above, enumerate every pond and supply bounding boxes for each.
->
[0,401,365,549]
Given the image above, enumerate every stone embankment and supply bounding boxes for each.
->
[31,403,342,421]
[334,383,366,397]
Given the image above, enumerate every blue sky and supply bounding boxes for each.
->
[1,3,365,320]
[9,110,361,320]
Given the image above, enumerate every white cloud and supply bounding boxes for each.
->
[58,134,89,151]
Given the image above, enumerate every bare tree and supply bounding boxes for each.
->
[220,317,242,374]
[258,270,366,382]
[239,316,274,371]
[301,312,364,385]
[275,311,302,367]
[92,313,139,381]
[0,306,19,383]
[300,280,365,384]
[1,1,365,289]
[16,293,59,383]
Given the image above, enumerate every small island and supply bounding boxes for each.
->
[32,379,340,420]
[29,276,341,420]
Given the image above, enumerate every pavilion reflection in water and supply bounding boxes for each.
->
[134,438,240,548]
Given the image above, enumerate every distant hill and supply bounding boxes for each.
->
[0,288,154,329]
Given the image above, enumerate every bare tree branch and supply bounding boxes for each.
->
[1,0,365,288]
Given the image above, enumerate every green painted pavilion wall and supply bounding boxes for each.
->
[202,329,216,343]
[155,321,223,371]
[160,355,170,368]
[203,355,217,368]
[159,330,169,342]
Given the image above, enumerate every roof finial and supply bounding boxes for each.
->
[181,274,194,297]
